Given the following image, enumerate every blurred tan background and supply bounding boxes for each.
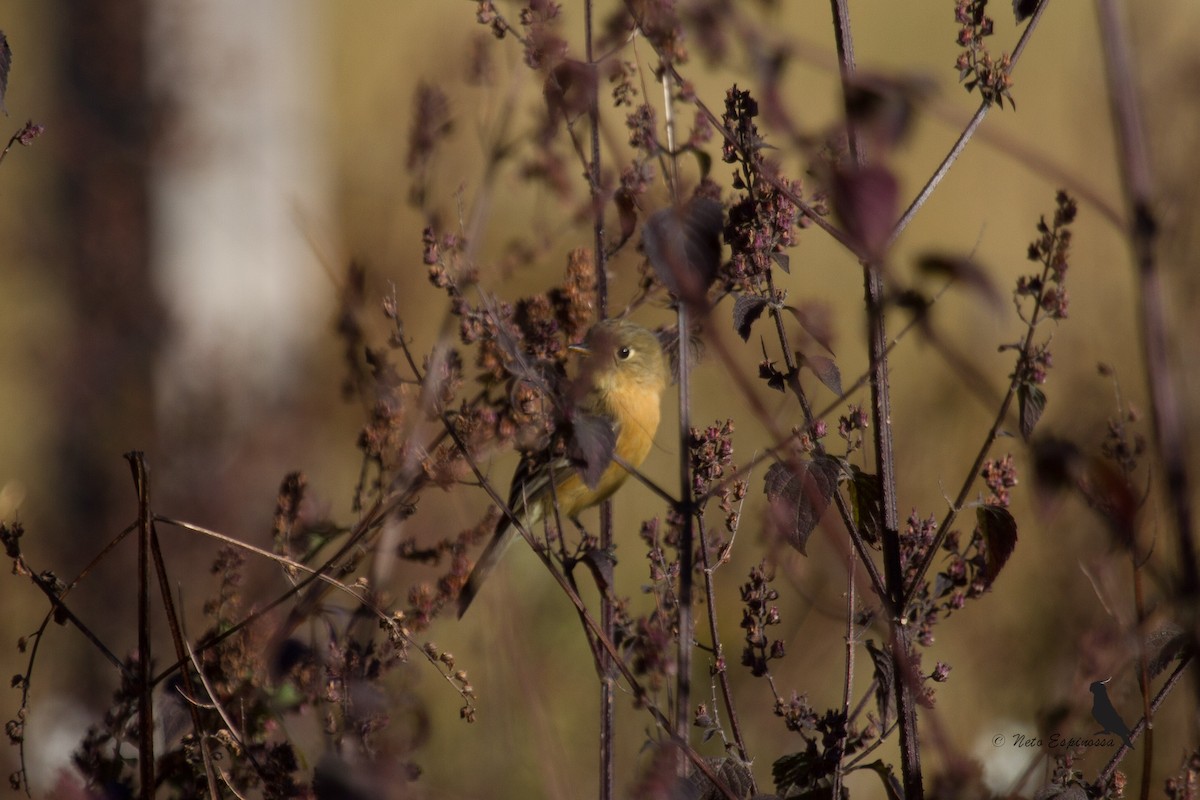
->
[0,1,1197,797]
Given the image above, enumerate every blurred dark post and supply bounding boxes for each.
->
[55,1,161,538]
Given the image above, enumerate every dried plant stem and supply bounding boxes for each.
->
[126,452,156,800]
[149,526,222,797]
[440,415,740,800]
[697,516,753,773]
[675,302,696,763]
[763,267,888,603]
[1095,0,1199,675]
[1094,654,1193,790]
[826,0,922,794]
[888,0,1050,247]
[833,544,857,800]
[899,256,1056,615]
[585,2,616,797]
[151,513,474,709]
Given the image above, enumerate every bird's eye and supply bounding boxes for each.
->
[617,345,632,360]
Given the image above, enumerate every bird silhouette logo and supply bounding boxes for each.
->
[1089,678,1134,749]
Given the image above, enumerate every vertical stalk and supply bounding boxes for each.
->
[1095,0,1198,663]
[675,303,694,763]
[829,0,922,796]
[659,64,692,767]
[585,2,614,798]
[126,452,155,800]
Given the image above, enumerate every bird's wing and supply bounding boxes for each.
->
[505,447,574,516]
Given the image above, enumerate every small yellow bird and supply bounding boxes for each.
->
[457,318,668,618]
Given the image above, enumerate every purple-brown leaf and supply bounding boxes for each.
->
[799,353,842,396]
[847,465,883,547]
[732,294,769,341]
[1013,0,1039,23]
[544,59,598,122]
[1018,383,1046,441]
[570,413,617,490]
[843,73,933,152]
[864,639,897,729]
[764,456,839,555]
[917,253,1003,311]
[785,302,836,354]
[580,546,616,595]
[642,197,724,303]
[830,164,898,259]
[975,504,1018,589]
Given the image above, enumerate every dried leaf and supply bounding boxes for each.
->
[543,59,598,122]
[976,504,1018,589]
[679,144,712,181]
[843,73,933,151]
[758,359,787,393]
[1019,383,1046,440]
[1031,436,1084,495]
[732,294,769,341]
[865,639,896,729]
[579,547,616,596]
[1034,785,1089,800]
[642,197,724,303]
[784,302,836,354]
[1078,456,1142,553]
[616,187,638,244]
[917,253,1003,311]
[656,323,704,384]
[799,353,842,396]
[0,31,9,115]
[830,164,898,259]
[764,456,839,555]
[1014,0,1039,23]
[846,465,883,547]
[570,413,617,490]
[1143,625,1190,684]
[858,760,905,800]
[688,757,755,800]
[772,751,829,798]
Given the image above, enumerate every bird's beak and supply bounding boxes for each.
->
[568,341,591,355]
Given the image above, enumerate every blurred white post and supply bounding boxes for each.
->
[146,1,332,433]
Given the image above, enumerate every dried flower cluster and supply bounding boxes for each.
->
[954,0,1015,108]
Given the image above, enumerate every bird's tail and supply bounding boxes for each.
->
[457,517,518,618]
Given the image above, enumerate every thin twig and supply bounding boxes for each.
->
[697,514,754,777]
[440,412,740,800]
[1093,654,1193,790]
[887,0,1051,247]
[833,527,857,800]
[899,255,1057,615]
[148,528,221,798]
